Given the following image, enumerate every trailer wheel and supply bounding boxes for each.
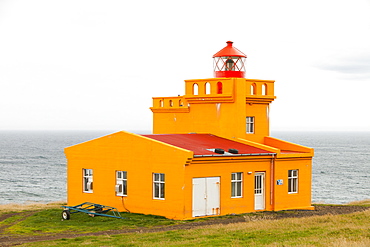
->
[62,210,70,220]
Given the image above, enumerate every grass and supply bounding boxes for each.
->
[19,209,370,246]
[0,201,66,214]
[1,201,370,246]
[0,202,272,236]
[2,208,178,235]
[346,199,370,207]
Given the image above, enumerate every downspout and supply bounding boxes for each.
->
[270,154,275,210]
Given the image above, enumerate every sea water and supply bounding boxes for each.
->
[0,131,369,205]
[273,131,370,204]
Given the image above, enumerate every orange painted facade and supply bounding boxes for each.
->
[65,41,314,220]
[151,78,275,143]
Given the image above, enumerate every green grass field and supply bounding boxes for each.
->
[1,201,370,246]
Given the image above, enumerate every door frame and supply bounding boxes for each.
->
[254,172,265,210]
[192,177,220,217]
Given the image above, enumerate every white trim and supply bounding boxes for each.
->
[153,173,165,200]
[83,169,93,193]
[116,171,127,196]
[288,169,298,194]
[246,116,255,134]
[231,172,243,198]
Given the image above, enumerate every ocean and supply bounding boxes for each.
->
[0,131,369,205]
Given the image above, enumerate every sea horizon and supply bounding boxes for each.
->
[0,130,369,205]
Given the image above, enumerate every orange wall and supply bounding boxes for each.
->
[65,132,313,220]
[183,157,273,219]
[245,103,270,143]
[273,157,313,211]
[65,131,193,219]
[151,78,275,144]
[181,156,313,219]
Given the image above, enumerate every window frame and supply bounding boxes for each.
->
[288,169,298,194]
[231,172,243,198]
[246,116,255,134]
[153,173,165,200]
[83,169,93,193]
[115,171,127,196]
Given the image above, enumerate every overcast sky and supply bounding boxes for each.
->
[0,0,369,132]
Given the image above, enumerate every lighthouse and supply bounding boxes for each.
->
[65,41,314,220]
[151,41,276,143]
[213,41,247,78]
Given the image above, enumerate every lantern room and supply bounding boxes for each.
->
[213,41,247,78]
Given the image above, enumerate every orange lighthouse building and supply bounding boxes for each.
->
[65,41,314,220]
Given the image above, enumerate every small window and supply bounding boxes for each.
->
[169,100,173,107]
[262,84,267,95]
[205,82,211,94]
[83,169,93,193]
[288,170,298,193]
[193,83,199,95]
[116,171,127,196]
[246,117,255,134]
[153,173,165,199]
[231,172,243,198]
[217,82,223,94]
[159,100,163,107]
[179,99,183,107]
[251,83,256,95]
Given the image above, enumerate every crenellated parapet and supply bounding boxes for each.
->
[150,78,276,113]
[245,79,276,104]
[184,78,234,103]
[150,96,190,113]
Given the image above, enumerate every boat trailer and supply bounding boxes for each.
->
[61,202,124,220]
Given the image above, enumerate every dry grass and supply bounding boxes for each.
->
[177,209,370,246]
[36,209,362,247]
[0,201,65,213]
[4,203,370,246]
[346,199,370,206]
[329,237,370,247]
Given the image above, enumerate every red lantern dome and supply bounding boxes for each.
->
[213,41,247,78]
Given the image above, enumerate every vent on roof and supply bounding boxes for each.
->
[228,149,239,154]
[214,148,225,154]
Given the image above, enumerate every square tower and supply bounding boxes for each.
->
[150,41,276,143]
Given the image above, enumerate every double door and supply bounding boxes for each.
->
[192,173,265,217]
[192,177,220,217]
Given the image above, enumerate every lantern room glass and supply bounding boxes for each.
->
[213,56,246,73]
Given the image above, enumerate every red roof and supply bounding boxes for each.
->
[142,134,273,156]
[213,41,247,58]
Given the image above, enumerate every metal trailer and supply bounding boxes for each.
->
[61,202,124,220]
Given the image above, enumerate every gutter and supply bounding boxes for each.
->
[193,153,276,158]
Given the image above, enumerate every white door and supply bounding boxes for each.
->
[254,172,265,210]
[192,177,220,217]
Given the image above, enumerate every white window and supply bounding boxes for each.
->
[246,117,255,134]
[251,84,256,95]
[205,82,211,94]
[288,170,298,193]
[153,173,165,199]
[83,169,93,193]
[262,84,267,95]
[193,83,199,95]
[115,171,127,196]
[231,172,243,198]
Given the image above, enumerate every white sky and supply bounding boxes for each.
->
[0,0,369,132]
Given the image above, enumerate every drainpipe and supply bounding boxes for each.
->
[270,154,275,210]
